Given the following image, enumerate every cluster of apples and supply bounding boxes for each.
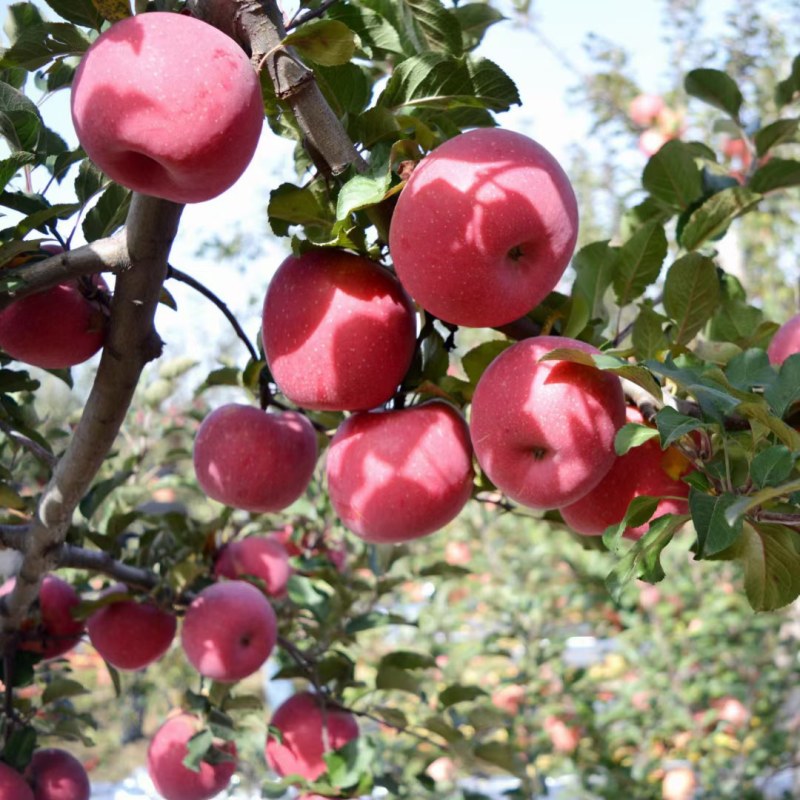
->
[628,93,684,157]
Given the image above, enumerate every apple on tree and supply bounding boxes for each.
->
[326,401,474,544]
[0,761,34,800]
[262,249,417,411]
[628,93,665,127]
[25,748,90,800]
[70,12,263,204]
[214,534,292,597]
[767,312,800,365]
[469,336,626,510]
[389,127,579,327]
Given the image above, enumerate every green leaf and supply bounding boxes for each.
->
[750,446,796,489]
[286,575,331,623]
[74,160,105,205]
[613,220,668,307]
[43,0,104,29]
[602,495,662,551]
[461,340,511,385]
[453,3,504,51]
[679,186,762,251]
[0,367,40,393]
[344,610,413,634]
[754,118,799,157]
[641,140,704,210]
[614,422,660,456]
[723,477,800,527]
[2,726,36,772]
[765,353,800,417]
[376,664,421,694]
[0,81,42,151]
[398,0,463,55]
[632,302,668,360]
[776,55,800,107]
[13,202,80,237]
[684,68,743,120]
[663,253,720,346]
[315,63,372,116]
[737,401,800,450]
[690,489,743,558]
[0,151,34,192]
[654,406,704,448]
[268,182,334,237]
[42,678,89,704]
[379,651,436,670]
[724,348,776,392]
[336,171,391,221]
[283,20,357,67]
[325,736,374,789]
[749,158,800,193]
[82,183,131,242]
[474,741,519,774]
[183,730,214,773]
[439,683,487,707]
[327,4,404,57]
[0,23,92,70]
[79,470,134,520]
[571,240,617,324]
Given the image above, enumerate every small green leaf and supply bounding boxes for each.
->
[663,253,720,346]
[439,683,487,708]
[336,171,391,221]
[765,353,800,417]
[79,470,134,520]
[268,182,334,238]
[723,477,800,526]
[690,489,743,558]
[82,183,131,242]
[474,741,519,774]
[380,651,437,670]
[754,118,799,157]
[776,55,800,107]
[325,736,374,789]
[613,220,668,307]
[655,406,704,448]
[461,340,512,384]
[724,348,776,392]
[42,678,89,705]
[44,0,105,28]
[750,446,795,489]
[614,422,660,456]
[183,730,214,773]
[283,20,358,67]
[749,158,800,193]
[453,3,505,51]
[684,68,743,120]
[641,140,704,210]
[571,240,618,324]
[376,664,421,694]
[401,0,463,55]
[737,401,800,450]
[0,23,92,70]
[679,186,762,251]
[632,302,668,360]
[602,495,662,551]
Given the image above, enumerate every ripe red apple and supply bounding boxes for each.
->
[192,404,318,513]
[0,762,34,800]
[0,275,108,370]
[25,748,90,800]
[326,401,474,543]
[147,712,236,800]
[214,535,291,597]
[543,715,580,753]
[71,12,263,204]
[0,575,84,660]
[262,249,417,411]
[491,684,526,715]
[265,691,359,781]
[469,336,626,510]
[389,128,578,327]
[628,93,665,127]
[559,407,691,539]
[180,580,277,682]
[767,313,800,365]
[86,585,177,671]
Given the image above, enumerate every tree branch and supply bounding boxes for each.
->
[58,544,164,591]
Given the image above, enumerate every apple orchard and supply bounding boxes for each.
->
[1,0,800,799]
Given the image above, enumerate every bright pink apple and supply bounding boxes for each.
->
[0,275,108,370]
[389,128,578,327]
[262,249,417,411]
[469,336,626,510]
[192,404,318,513]
[214,535,291,597]
[71,12,263,204]
[0,575,84,659]
[147,712,236,800]
[767,313,800,365]
[86,585,177,671]
[326,401,474,543]
[25,748,90,800]
[559,407,691,539]
[180,580,277,682]
[638,129,670,157]
[265,691,359,781]
[628,93,665,126]
[0,762,34,800]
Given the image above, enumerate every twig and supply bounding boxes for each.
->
[0,418,58,469]
[167,265,259,362]
[57,544,164,592]
[286,0,340,30]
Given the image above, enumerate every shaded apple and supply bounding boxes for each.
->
[469,336,626,510]
[25,748,90,800]
[86,584,177,671]
[147,712,236,800]
[389,128,578,327]
[71,12,263,204]
[265,691,359,781]
[262,249,417,411]
[180,580,276,682]
[192,404,318,513]
[214,535,291,597]
[767,313,800,365]
[326,401,474,543]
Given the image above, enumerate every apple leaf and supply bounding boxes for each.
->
[327,3,405,57]
[737,401,800,450]
[183,730,214,773]
[678,186,762,251]
[754,118,800,156]
[421,714,465,743]
[336,168,392,221]
[571,239,618,325]
[663,253,720,347]
[684,68,744,121]
[461,339,512,384]
[315,63,372,116]
[439,683,487,707]
[268,182,334,238]
[690,489,743,558]
[776,54,800,107]
[764,352,800,417]
[376,663,422,694]
[82,183,131,242]
[750,445,796,489]
[724,348,776,392]
[398,0,463,56]
[325,737,374,789]
[641,140,704,211]
[614,422,660,456]
[283,20,358,67]
[602,495,661,552]
[655,406,704,448]
[380,651,437,670]
[454,3,505,51]
[1,726,36,773]
[613,220,668,307]
[42,677,89,705]
[723,477,800,527]
[474,741,520,775]
[0,23,92,70]
[632,302,669,360]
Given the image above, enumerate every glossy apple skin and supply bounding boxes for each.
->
[192,404,318,513]
[180,580,277,682]
[326,401,474,543]
[265,692,359,781]
[767,313,800,365]
[0,575,84,660]
[0,762,34,800]
[214,535,292,597]
[86,585,177,671]
[147,713,236,800]
[560,408,691,539]
[469,336,626,510]
[0,275,108,369]
[25,748,90,800]
[71,12,263,204]
[263,249,417,411]
[389,128,578,327]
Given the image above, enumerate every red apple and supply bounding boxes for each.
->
[262,249,417,411]
[491,684,526,715]
[638,129,670,157]
[214,535,291,597]
[389,128,578,327]
[0,275,108,370]
[767,313,800,365]
[469,336,626,510]
[0,762,34,800]
[559,407,691,539]
[71,12,263,204]
[25,748,90,800]
[86,585,177,671]
[265,691,359,781]
[0,575,84,660]
[180,580,277,682]
[543,715,580,753]
[326,401,474,543]
[661,765,697,800]
[147,712,236,800]
[712,696,750,730]
[192,404,318,513]
[444,540,471,566]
[628,93,665,126]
